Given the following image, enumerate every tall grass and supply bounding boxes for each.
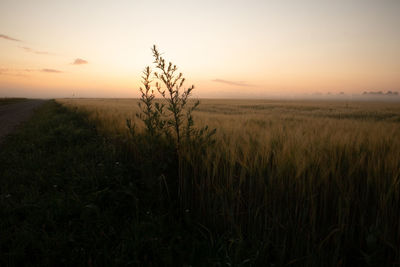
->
[57,98,400,265]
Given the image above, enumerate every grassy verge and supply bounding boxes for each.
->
[0,100,217,266]
[0,98,28,106]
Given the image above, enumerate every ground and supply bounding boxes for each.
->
[0,99,46,143]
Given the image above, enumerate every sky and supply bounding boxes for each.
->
[1,0,399,98]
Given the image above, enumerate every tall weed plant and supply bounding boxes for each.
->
[127,45,215,203]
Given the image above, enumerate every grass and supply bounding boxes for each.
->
[0,100,229,266]
[57,98,400,266]
[0,98,28,106]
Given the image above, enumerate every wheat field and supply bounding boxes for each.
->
[57,98,400,264]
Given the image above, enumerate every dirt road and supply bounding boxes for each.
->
[0,99,46,143]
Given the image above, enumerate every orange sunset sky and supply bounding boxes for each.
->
[1,0,399,98]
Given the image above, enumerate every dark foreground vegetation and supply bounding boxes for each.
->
[0,101,219,266]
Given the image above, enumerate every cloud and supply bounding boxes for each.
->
[19,46,51,55]
[72,58,88,65]
[0,34,21,42]
[41,68,63,73]
[212,78,253,87]
[0,68,63,76]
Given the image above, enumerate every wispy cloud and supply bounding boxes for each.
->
[212,78,253,87]
[0,68,63,76]
[72,58,88,65]
[0,34,21,42]
[19,46,52,55]
[41,68,63,73]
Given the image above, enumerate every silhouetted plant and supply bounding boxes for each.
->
[126,66,165,138]
[152,45,215,148]
[130,45,215,149]
[128,45,216,203]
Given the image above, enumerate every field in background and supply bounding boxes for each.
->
[57,98,400,137]
[57,98,400,265]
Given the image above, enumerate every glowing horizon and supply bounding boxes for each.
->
[1,0,399,98]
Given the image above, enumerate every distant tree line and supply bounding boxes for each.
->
[363,90,399,96]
